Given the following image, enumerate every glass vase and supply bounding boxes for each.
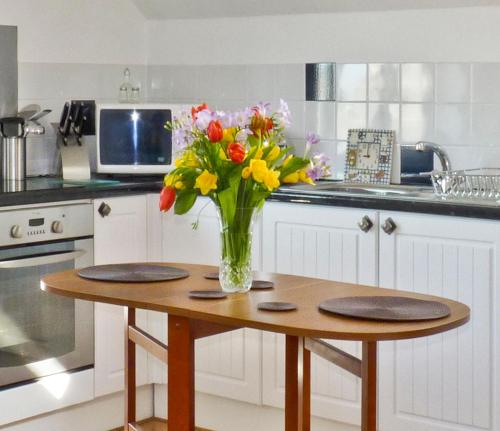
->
[217,206,258,293]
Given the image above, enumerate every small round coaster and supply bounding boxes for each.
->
[189,290,227,299]
[251,280,274,290]
[258,301,297,312]
[203,272,219,280]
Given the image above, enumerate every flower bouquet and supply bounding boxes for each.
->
[159,100,330,292]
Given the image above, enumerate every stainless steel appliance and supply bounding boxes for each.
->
[0,202,94,388]
[0,117,26,181]
[0,26,17,118]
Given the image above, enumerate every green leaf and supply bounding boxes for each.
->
[217,169,241,225]
[279,157,310,179]
[174,190,197,215]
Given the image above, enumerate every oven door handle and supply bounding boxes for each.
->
[0,249,86,268]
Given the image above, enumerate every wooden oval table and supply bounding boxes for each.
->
[41,263,470,431]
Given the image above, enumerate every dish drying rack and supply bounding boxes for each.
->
[431,168,500,200]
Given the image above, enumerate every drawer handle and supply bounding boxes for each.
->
[358,215,373,233]
[382,217,397,235]
[98,202,111,217]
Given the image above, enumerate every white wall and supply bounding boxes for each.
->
[0,0,148,175]
[0,0,146,64]
[147,6,500,65]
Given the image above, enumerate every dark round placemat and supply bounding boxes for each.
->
[189,290,227,299]
[78,264,189,283]
[203,272,219,280]
[251,280,274,290]
[318,296,451,321]
[258,301,297,312]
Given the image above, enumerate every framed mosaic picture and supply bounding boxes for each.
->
[344,129,397,184]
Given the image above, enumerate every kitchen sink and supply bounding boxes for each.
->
[278,181,436,199]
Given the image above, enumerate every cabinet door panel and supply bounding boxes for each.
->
[148,198,262,404]
[93,195,148,397]
[262,202,378,424]
[379,212,499,431]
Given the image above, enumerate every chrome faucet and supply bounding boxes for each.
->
[414,141,452,172]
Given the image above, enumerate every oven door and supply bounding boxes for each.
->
[0,238,94,388]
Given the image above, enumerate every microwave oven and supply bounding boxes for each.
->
[96,103,179,174]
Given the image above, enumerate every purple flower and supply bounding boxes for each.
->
[307,165,324,181]
[194,109,213,130]
[254,101,271,116]
[235,128,252,142]
[233,108,253,128]
[306,132,320,146]
[276,99,291,128]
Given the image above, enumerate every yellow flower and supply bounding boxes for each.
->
[164,173,180,187]
[176,150,200,168]
[263,169,280,191]
[219,148,228,160]
[174,181,185,190]
[242,166,252,179]
[282,172,299,184]
[254,147,264,160]
[299,169,314,185]
[250,159,268,183]
[283,155,294,166]
[266,146,280,163]
[222,127,236,142]
[195,170,218,195]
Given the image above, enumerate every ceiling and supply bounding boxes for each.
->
[132,0,500,20]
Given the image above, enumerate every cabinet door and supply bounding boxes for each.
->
[378,211,500,431]
[147,198,262,404]
[261,201,378,425]
[93,195,149,397]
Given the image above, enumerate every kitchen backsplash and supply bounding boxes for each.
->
[22,62,500,178]
[148,62,500,179]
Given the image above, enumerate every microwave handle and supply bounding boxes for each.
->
[0,250,86,269]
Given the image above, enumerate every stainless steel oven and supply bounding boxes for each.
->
[0,202,94,388]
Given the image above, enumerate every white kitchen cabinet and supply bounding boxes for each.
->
[93,195,149,397]
[261,201,378,425]
[147,197,262,404]
[378,211,500,431]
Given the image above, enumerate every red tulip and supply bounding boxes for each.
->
[191,103,209,121]
[159,186,176,212]
[227,142,246,164]
[207,120,223,143]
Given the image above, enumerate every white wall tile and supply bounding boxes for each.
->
[400,104,434,142]
[368,103,399,133]
[435,104,470,146]
[401,63,435,102]
[471,104,500,146]
[471,63,500,103]
[336,64,367,101]
[196,65,247,101]
[285,101,305,139]
[436,63,470,103]
[305,101,335,140]
[368,63,400,102]
[446,146,500,170]
[336,103,367,140]
[246,64,276,103]
[274,64,304,101]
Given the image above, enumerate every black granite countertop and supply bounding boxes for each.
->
[0,176,498,221]
[0,176,163,207]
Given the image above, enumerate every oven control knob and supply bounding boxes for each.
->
[10,225,23,239]
[51,220,64,234]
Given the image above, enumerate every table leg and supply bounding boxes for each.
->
[124,307,136,430]
[361,341,377,431]
[285,335,310,431]
[168,315,195,431]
